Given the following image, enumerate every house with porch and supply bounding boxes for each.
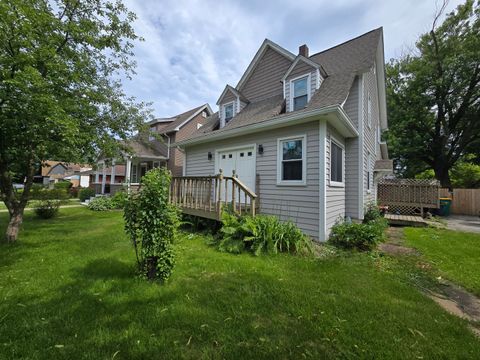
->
[91,104,212,195]
[173,28,392,241]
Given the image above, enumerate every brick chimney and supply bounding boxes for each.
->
[299,44,309,57]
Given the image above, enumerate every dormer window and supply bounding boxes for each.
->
[291,76,309,111]
[224,103,234,123]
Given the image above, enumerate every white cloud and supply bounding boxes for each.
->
[121,0,464,117]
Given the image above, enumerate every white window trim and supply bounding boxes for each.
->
[329,135,345,187]
[289,74,311,112]
[276,134,307,186]
[223,101,235,126]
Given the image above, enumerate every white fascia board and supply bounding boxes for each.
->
[236,39,296,90]
[174,104,213,131]
[281,56,320,82]
[175,105,358,147]
[376,35,388,130]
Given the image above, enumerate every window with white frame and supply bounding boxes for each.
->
[330,140,344,184]
[224,103,234,123]
[367,92,372,128]
[197,123,203,130]
[131,164,138,183]
[291,76,309,111]
[277,135,306,184]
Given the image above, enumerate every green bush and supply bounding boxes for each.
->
[30,187,69,201]
[87,196,114,211]
[217,212,313,256]
[329,218,388,251]
[54,181,72,191]
[79,188,96,202]
[363,202,383,223]
[124,168,180,282]
[111,190,128,209]
[34,200,60,219]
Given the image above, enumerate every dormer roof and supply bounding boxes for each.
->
[281,55,328,82]
[216,85,249,105]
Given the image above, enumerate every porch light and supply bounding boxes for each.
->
[258,144,264,155]
[208,152,213,160]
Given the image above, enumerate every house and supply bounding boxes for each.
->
[174,28,392,241]
[92,104,212,195]
[37,161,92,187]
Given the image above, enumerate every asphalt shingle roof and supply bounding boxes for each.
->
[184,28,382,143]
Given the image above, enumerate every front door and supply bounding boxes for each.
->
[218,147,255,203]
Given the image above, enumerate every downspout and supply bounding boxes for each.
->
[165,134,171,160]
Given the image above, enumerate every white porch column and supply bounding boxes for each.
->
[125,156,132,194]
[95,162,100,183]
[110,159,116,187]
[101,161,107,194]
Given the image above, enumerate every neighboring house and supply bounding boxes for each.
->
[37,161,92,187]
[92,104,212,194]
[175,28,392,241]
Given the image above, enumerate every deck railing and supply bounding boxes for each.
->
[170,169,257,220]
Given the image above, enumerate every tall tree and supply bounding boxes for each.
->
[386,0,480,187]
[0,0,149,242]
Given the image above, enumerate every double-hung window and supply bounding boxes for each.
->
[330,139,344,185]
[292,76,309,111]
[277,135,306,185]
[224,103,234,123]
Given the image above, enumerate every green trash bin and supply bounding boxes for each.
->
[439,198,452,216]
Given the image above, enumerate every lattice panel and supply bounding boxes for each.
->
[385,205,422,216]
[378,178,440,209]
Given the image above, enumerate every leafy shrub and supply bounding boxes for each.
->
[111,190,128,209]
[30,187,69,201]
[329,217,388,251]
[87,196,114,211]
[363,202,383,223]
[124,168,180,282]
[79,188,96,202]
[182,214,220,233]
[216,212,313,256]
[69,187,79,198]
[34,200,60,219]
[54,181,72,191]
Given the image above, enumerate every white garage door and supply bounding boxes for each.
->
[218,147,255,203]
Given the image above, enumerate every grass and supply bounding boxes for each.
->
[0,198,80,210]
[405,227,480,296]
[0,208,479,359]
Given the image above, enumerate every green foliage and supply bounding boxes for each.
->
[363,202,384,224]
[0,0,150,241]
[216,212,313,256]
[450,158,480,188]
[385,1,480,187]
[34,200,60,219]
[29,186,69,201]
[111,190,128,209]
[329,216,388,251]
[54,181,72,191]
[87,197,114,211]
[124,168,180,282]
[79,188,96,202]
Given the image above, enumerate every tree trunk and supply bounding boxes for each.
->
[433,163,452,189]
[5,211,23,243]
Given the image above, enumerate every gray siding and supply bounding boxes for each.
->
[240,47,292,102]
[325,125,346,234]
[285,61,319,113]
[362,68,379,204]
[185,121,320,239]
[343,76,361,218]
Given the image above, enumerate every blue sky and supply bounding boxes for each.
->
[122,0,463,118]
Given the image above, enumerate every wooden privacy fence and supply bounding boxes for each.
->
[439,188,480,216]
[170,169,258,220]
[377,178,440,216]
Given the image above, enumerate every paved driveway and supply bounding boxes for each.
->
[446,215,480,233]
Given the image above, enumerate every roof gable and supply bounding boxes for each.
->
[281,55,325,81]
[160,104,213,133]
[216,85,248,105]
[236,39,295,92]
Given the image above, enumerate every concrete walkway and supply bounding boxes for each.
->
[0,204,83,213]
[445,215,480,233]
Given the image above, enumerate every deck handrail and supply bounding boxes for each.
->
[170,169,258,220]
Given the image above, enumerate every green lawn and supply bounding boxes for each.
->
[0,198,80,210]
[405,227,480,296]
[0,209,479,359]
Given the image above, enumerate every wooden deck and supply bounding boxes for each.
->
[385,214,428,227]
